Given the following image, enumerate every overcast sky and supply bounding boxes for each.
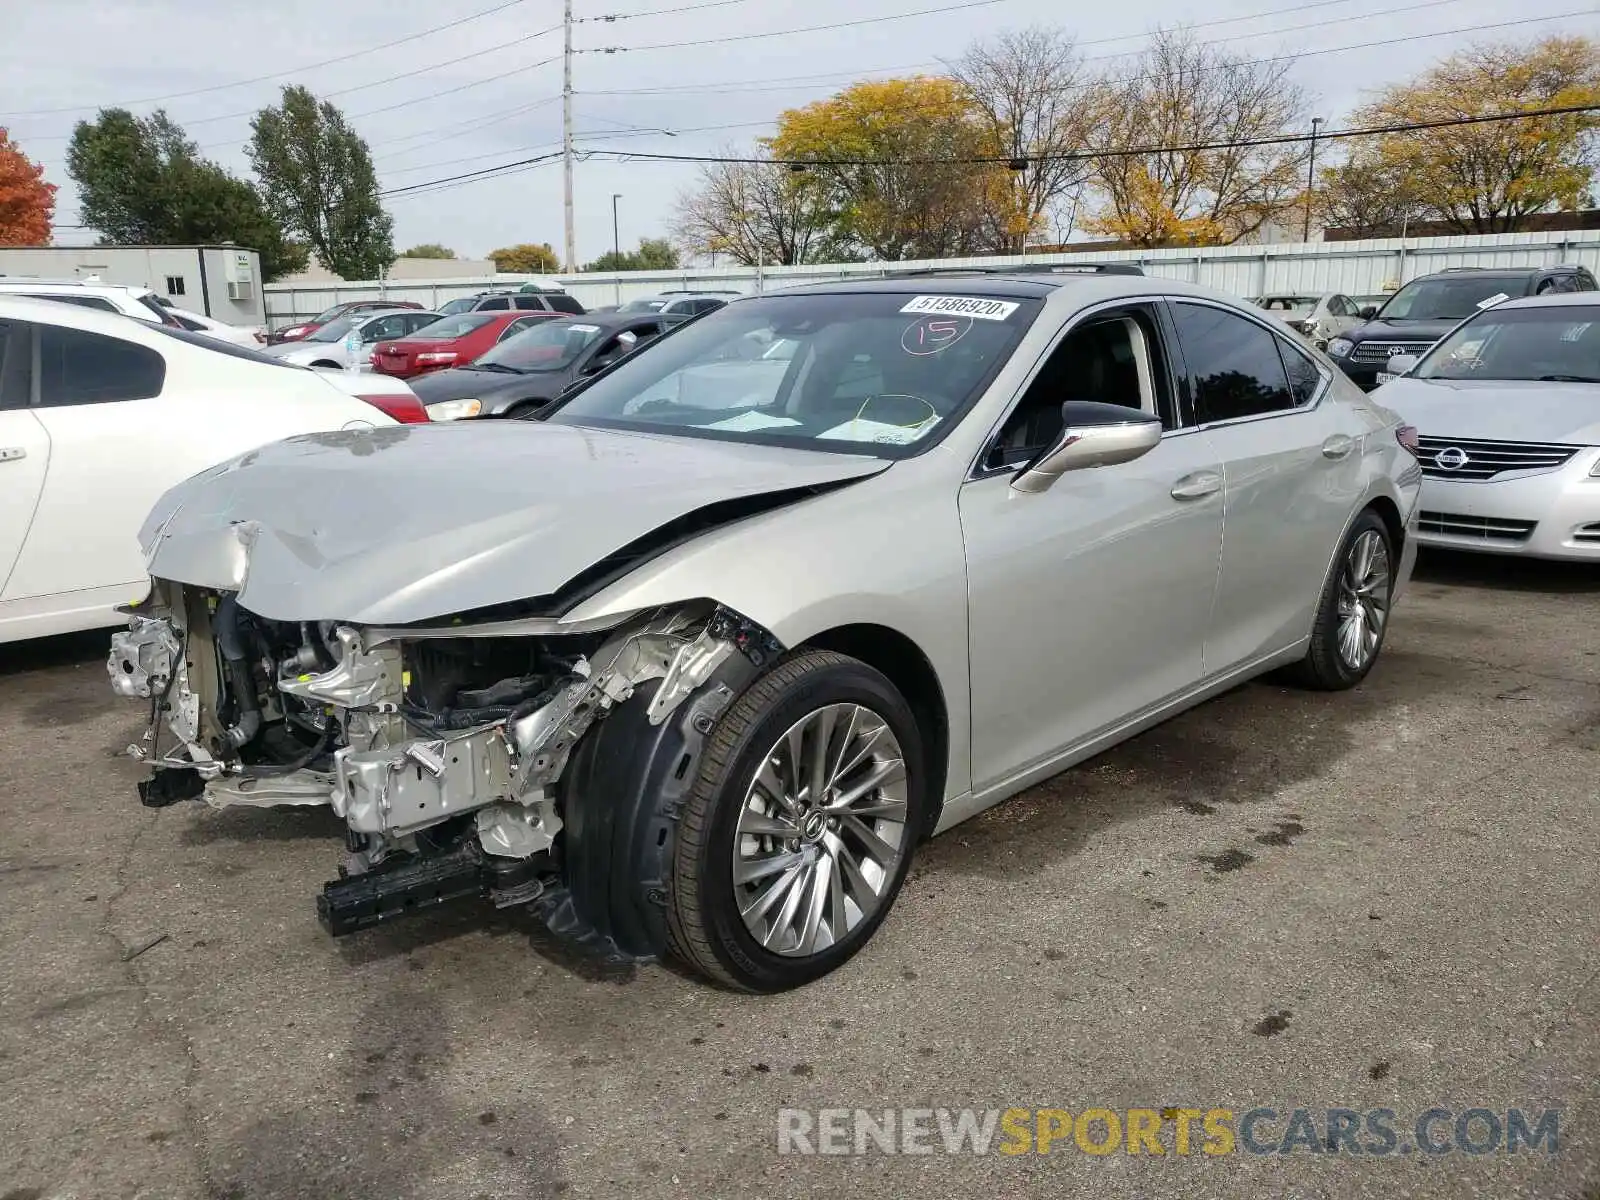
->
[2,0,1590,265]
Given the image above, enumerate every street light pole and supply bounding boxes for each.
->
[611,193,623,306]
[1303,116,1324,243]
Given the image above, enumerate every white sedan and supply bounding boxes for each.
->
[261,309,443,372]
[162,304,268,348]
[0,296,429,643]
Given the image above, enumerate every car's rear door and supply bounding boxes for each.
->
[959,301,1225,794]
[1166,299,1364,673]
[0,320,172,609]
[0,320,50,599]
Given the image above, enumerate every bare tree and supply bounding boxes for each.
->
[672,149,834,265]
[948,26,1098,252]
[1084,28,1312,246]
[1313,151,1426,236]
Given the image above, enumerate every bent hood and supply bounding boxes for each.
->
[1376,378,1600,444]
[139,421,888,625]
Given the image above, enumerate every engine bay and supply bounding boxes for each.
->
[109,581,779,948]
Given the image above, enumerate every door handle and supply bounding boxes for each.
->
[0,447,26,463]
[1170,470,1222,500]
[1321,434,1356,460]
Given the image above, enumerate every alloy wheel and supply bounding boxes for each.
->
[1336,528,1390,671]
[732,703,909,957]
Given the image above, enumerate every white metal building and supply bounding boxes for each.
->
[0,245,265,325]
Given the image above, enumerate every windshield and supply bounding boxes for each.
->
[544,291,1040,456]
[1414,305,1600,383]
[476,321,608,371]
[312,304,350,324]
[438,297,478,315]
[407,313,497,340]
[307,315,365,342]
[1377,276,1527,322]
[619,297,669,312]
[1258,297,1317,312]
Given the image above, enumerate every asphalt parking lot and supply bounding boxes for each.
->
[2,550,1597,1200]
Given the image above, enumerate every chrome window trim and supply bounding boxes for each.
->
[1168,296,1333,432]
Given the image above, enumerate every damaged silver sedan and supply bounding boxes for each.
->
[110,271,1421,990]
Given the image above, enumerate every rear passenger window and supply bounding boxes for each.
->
[1277,338,1324,407]
[546,294,585,315]
[1170,303,1294,423]
[38,326,166,406]
[479,297,510,310]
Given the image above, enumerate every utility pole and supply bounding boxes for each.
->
[1303,116,1324,243]
[611,193,621,258]
[562,0,576,274]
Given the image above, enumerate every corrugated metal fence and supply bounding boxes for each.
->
[263,230,1600,329]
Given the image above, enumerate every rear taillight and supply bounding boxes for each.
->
[1396,424,1420,456]
[357,393,430,424]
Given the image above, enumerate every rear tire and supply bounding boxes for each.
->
[1290,509,1394,691]
[664,650,926,992]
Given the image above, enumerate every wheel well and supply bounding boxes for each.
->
[799,624,948,839]
[1365,494,1403,555]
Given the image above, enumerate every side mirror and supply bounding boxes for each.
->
[1383,353,1419,377]
[1011,401,1164,494]
[1359,305,1378,320]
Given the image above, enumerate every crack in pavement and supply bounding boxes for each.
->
[98,808,216,1198]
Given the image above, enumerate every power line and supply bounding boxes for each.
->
[582,6,1590,117]
[374,100,1599,200]
[575,0,1454,94]
[579,0,1013,53]
[582,102,1600,167]
[577,0,762,19]
[0,0,539,119]
[13,26,563,140]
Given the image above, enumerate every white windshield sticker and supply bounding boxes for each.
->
[817,416,940,445]
[1476,293,1511,310]
[704,410,802,432]
[899,295,1019,321]
[568,323,601,333]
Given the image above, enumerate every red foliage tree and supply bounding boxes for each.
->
[0,129,56,246]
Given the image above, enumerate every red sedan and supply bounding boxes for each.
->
[369,311,554,379]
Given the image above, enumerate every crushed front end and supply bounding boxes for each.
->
[109,583,778,955]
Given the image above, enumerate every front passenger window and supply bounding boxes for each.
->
[987,311,1165,470]
[1170,303,1293,424]
[38,326,166,406]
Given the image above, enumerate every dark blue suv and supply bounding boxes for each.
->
[1326,265,1598,390]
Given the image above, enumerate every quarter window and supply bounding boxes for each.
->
[1277,337,1324,407]
[1170,303,1294,423]
[38,325,166,406]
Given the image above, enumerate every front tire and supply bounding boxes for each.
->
[665,650,926,991]
[1291,509,1394,690]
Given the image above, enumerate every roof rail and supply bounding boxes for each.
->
[881,262,1144,279]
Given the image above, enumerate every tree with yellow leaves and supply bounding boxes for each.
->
[1332,36,1600,234]
[769,77,1007,260]
[1083,29,1311,247]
